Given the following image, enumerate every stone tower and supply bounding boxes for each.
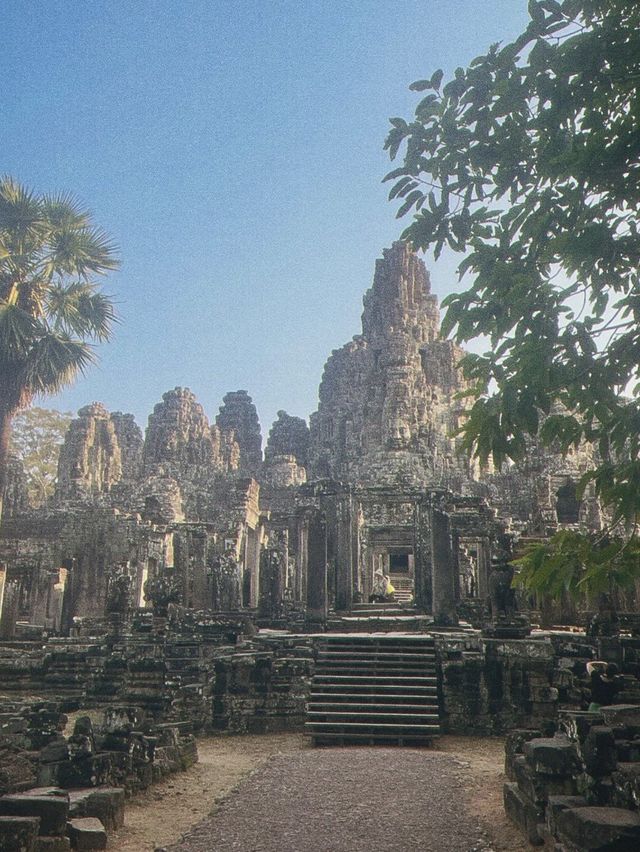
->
[215,390,262,476]
[309,242,474,488]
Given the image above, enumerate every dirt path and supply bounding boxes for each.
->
[112,734,528,852]
[111,734,306,852]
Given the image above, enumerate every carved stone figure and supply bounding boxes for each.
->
[143,571,181,617]
[105,571,132,616]
[488,557,517,621]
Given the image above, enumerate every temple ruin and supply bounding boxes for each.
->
[2,244,640,850]
[0,243,604,635]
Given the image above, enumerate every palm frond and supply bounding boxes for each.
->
[44,282,117,341]
[47,226,119,279]
[25,332,96,395]
[40,192,91,230]
[0,302,41,359]
[0,176,47,251]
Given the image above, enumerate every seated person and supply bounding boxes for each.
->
[369,568,390,603]
[587,661,621,711]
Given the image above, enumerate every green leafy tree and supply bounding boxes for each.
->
[10,407,73,506]
[0,177,118,519]
[385,0,640,530]
[514,530,640,601]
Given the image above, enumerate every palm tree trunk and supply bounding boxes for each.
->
[0,406,14,524]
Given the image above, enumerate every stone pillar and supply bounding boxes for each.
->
[414,498,432,611]
[334,493,353,612]
[0,570,18,640]
[306,513,327,627]
[430,505,458,627]
[190,533,208,609]
[258,531,287,620]
[477,537,491,599]
[295,517,308,605]
[244,526,260,608]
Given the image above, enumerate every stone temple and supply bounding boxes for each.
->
[0,242,602,634]
[2,244,640,851]
[0,243,600,638]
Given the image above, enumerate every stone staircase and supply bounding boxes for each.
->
[306,634,440,746]
[389,575,413,604]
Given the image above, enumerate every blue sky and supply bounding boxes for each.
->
[4,0,530,438]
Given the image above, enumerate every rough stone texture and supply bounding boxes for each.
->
[109,413,143,481]
[0,815,40,852]
[143,388,217,481]
[215,390,262,475]
[0,794,69,836]
[56,405,122,501]
[309,242,475,488]
[67,789,124,833]
[2,455,30,517]
[556,806,640,851]
[265,411,310,467]
[66,818,107,851]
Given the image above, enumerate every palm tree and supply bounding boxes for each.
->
[0,176,118,519]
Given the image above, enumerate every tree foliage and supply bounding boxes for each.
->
[0,176,118,517]
[385,0,640,527]
[514,529,640,600]
[10,407,72,506]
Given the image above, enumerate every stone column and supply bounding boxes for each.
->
[334,493,353,612]
[477,537,491,599]
[306,513,327,627]
[414,498,432,611]
[296,516,308,605]
[430,504,458,627]
[0,570,17,640]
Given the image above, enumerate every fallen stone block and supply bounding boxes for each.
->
[35,837,71,851]
[600,706,640,735]
[66,818,106,851]
[611,763,640,811]
[0,794,69,836]
[514,756,576,804]
[0,815,40,852]
[68,788,124,832]
[503,781,543,846]
[556,805,640,850]
[546,794,588,837]
[583,726,618,777]
[524,736,581,776]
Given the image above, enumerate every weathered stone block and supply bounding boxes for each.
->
[524,736,580,776]
[66,818,107,850]
[600,706,640,735]
[68,788,124,832]
[514,756,577,803]
[504,729,540,780]
[503,781,543,846]
[545,795,588,837]
[0,816,39,852]
[0,794,69,836]
[582,726,617,778]
[35,837,71,852]
[556,806,640,850]
[611,763,640,811]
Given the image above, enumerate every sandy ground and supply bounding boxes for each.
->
[111,733,528,852]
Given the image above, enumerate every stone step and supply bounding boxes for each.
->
[308,711,439,722]
[309,688,438,699]
[313,674,437,684]
[318,649,435,663]
[308,701,437,712]
[306,720,440,732]
[310,731,438,745]
[311,681,438,698]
